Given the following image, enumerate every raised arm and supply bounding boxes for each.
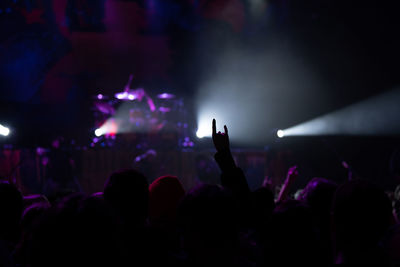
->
[276,165,299,203]
[212,119,249,194]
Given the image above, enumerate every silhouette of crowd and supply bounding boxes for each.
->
[0,119,399,266]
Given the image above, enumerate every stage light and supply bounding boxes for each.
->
[281,88,400,136]
[196,114,215,139]
[196,129,206,138]
[194,40,323,146]
[277,129,284,138]
[94,119,119,137]
[115,92,127,100]
[94,128,103,137]
[0,124,10,136]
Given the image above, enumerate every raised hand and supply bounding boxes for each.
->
[277,165,299,203]
[285,165,299,184]
[212,119,230,153]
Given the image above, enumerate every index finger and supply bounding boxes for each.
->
[212,119,216,136]
[224,125,228,135]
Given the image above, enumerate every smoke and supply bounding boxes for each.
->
[195,40,323,144]
[282,88,400,136]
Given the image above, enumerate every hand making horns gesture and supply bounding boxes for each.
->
[212,119,230,153]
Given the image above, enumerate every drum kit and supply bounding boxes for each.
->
[91,75,190,148]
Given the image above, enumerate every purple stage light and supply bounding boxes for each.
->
[36,147,47,156]
[182,137,194,147]
[115,92,126,100]
[157,93,175,99]
[97,94,104,100]
[115,91,136,100]
[159,107,171,113]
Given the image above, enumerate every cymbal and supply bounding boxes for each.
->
[157,93,175,99]
[94,101,115,115]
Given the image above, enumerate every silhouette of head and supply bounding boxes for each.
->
[149,175,185,225]
[267,200,319,264]
[21,202,50,232]
[178,184,238,265]
[26,193,122,267]
[296,178,338,264]
[104,169,149,227]
[300,177,338,218]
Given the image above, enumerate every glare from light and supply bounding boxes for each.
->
[94,118,119,137]
[277,129,284,138]
[196,113,224,139]
[281,88,400,136]
[94,128,104,137]
[194,40,323,146]
[196,113,215,139]
[115,92,127,100]
[0,124,10,136]
[196,129,206,139]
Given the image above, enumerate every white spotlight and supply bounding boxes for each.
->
[94,128,103,137]
[0,124,10,136]
[196,114,215,139]
[277,129,284,138]
[196,129,205,139]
